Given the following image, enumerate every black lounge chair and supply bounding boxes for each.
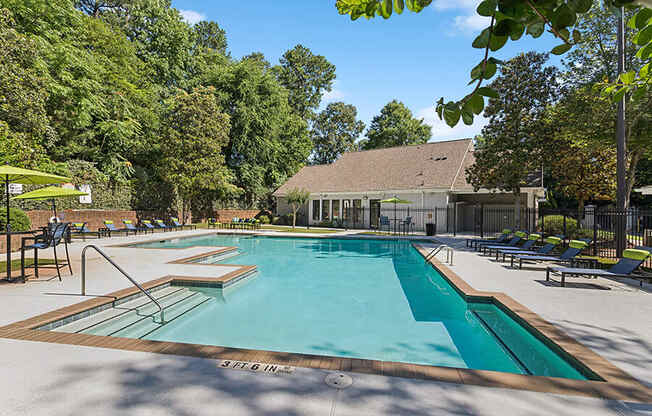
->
[207,218,222,229]
[69,222,100,241]
[123,219,152,234]
[466,229,512,248]
[512,240,589,269]
[496,236,561,262]
[20,222,72,281]
[478,231,528,254]
[171,217,196,230]
[546,248,651,287]
[102,220,134,237]
[154,219,171,231]
[484,233,540,257]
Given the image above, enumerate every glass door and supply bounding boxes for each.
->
[370,199,381,229]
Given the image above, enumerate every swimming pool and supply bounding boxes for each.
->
[81,235,589,379]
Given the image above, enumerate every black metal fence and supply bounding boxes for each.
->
[340,205,651,267]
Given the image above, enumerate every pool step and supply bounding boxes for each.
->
[53,286,185,334]
[111,292,211,339]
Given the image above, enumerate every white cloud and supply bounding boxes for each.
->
[179,9,205,25]
[454,13,490,32]
[432,0,480,11]
[322,89,345,102]
[416,106,488,142]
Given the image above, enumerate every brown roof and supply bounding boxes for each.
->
[274,139,475,196]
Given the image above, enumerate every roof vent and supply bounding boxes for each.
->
[432,156,448,161]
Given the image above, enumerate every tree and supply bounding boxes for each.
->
[310,102,365,164]
[466,52,560,224]
[286,187,310,228]
[193,20,227,55]
[159,87,236,222]
[550,139,617,217]
[275,44,336,120]
[361,100,430,150]
[560,8,652,207]
[335,1,652,127]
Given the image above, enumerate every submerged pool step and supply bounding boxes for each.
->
[111,292,211,339]
[53,286,185,334]
[68,288,195,337]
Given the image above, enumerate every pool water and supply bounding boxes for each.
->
[131,235,587,379]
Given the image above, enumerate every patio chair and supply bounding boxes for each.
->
[102,220,134,237]
[123,219,152,235]
[511,240,589,269]
[477,231,527,254]
[546,248,651,287]
[20,222,72,281]
[154,219,171,231]
[496,236,561,262]
[69,222,100,241]
[171,217,196,230]
[489,233,541,259]
[400,216,414,235]
[141,220,157,232]
[207,218,222,229]
[379,216,390,234]
[466,229,512,248]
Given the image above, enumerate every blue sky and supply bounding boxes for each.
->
[172,1,560,141]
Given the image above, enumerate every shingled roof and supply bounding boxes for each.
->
[274,138,476,196]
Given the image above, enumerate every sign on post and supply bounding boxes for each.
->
[8,184,22,194]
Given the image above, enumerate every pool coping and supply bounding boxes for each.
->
[0,237,649,402]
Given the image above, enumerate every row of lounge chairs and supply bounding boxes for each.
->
[207,217,261,230]
[467,230,651,287]
[69,218,196,240]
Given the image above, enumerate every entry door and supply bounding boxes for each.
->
[370,199,381,229]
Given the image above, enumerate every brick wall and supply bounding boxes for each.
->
[1,209,192,253]
[213,210,261,222]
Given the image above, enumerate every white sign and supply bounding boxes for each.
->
[78,184,92,204]
[217,360,294,375]
[8,183,22,194]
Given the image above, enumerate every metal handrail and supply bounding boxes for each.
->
[424,244,454,265]
[81,245,164,323]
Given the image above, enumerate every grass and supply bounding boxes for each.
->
[0,258,57,272]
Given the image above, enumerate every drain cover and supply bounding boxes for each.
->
[324,373,353,389]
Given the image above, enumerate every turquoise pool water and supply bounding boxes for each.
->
[131,235,588,379]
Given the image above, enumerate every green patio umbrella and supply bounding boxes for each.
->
[13,186,88,218]
[1,166,70,281]
[380,196,412,232]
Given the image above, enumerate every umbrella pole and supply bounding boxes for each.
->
[5,177,10,281]
[52,199,57,219]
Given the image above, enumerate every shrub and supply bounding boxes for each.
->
[318,220,333,228]
[258,215,271,224]
[272,216,282,225]
[540,215,578,238]
[0,208,32,232]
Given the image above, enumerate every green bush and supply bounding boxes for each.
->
[0,208,32,232]
[272,216,282,225]
[258,215,271,224]
[318,220,333,228]
[540,215,579,238]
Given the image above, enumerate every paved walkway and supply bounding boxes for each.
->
[0,230,649,415]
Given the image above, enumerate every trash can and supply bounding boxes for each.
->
[426,223,435,236]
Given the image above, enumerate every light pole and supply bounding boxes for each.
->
[615,6,627,257]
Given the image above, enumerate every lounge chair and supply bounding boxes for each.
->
[154,219,171,231]
[102,220,134,237]
[171,217,196,230]
[379,216,391,234]
[207,218,222,229]
[477,231,527,254]
[141,220,157,232]
[123,219,152,234]
[466,229,512,248]
[496,236,561,262]
[546,248,651,287]
[20,222,72,281]
[69,222,100,241]
[485,233,540,257]
[512,240,589,269]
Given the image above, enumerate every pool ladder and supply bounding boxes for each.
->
[424,245,454,266]
[80,245,165,323]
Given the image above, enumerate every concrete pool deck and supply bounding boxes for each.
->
[0,230,650,415]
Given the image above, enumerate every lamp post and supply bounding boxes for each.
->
[615,6,627,257]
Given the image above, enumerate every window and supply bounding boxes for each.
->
[332,200,340,219]
[353,199,361,223]
[342,200,350,219]
[312,200,320,221]
[322,200,330,221]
